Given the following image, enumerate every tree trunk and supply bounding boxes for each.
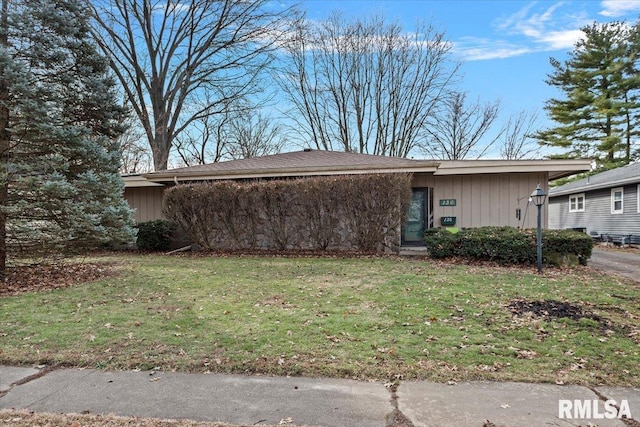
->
[152,132,170,171]
[0,0,9,275]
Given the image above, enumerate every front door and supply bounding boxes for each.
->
[402,188,432,246]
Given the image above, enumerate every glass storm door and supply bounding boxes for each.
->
[402,188,432,246]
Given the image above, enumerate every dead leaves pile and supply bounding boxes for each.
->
[0,262,117,296]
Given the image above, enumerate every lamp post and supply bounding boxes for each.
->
[531,184,547,273]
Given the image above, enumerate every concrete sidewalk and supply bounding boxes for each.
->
[1,366,639,427]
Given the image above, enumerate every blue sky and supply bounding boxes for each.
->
[298,0,640,154]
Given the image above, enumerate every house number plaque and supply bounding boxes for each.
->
[439,199,456,206]
[440,216,456,226]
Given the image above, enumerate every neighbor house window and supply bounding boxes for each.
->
[569,193,585,212]
[611,187,624,214]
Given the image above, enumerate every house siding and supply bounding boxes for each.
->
[124,187,165,223]
[127,172,551,230]
[549,184,640,235]
[412,172,547,229]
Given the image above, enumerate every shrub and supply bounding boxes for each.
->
[341,174,413,252]
[457,226,535,264]
[423,226,593,266]
[136,220,176,252]
[540,229,593,266]
[162,174,412,252]
[423,228,458,258]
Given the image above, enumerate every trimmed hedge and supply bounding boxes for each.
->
[422,228,458,259]
[458,226,535,264]
[424,226,593,266]
[162,174,413,252]
[540,229,593,266]
[136,219,176,252]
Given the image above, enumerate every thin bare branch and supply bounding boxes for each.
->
[423,91,502,160]
[277,13,459,157]
[90,0,298,170]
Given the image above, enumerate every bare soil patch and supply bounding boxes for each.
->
[506,299,603,322]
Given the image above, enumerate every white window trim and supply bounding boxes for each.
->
[569,193,585,213]
[611,187,624,214]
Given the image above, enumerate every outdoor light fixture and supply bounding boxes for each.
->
[531,184,547,273]
[531,184,547,208]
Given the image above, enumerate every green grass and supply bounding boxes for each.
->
[1,254,639,386]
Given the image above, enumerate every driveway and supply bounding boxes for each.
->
[589,247,640,283]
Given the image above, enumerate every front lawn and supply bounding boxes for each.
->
[1,254,639,386]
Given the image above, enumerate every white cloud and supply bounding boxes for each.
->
[452,1,589,61]
[453,37,531,61]
[496,1,566,39]
[599,0,640,17]
[536,29,585,50]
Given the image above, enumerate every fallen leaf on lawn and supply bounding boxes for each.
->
[516,349,537,359]
[0,263,117,296]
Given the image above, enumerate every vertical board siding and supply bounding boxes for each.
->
[124,187,165,223]
[413,172,548,229]
[549,184,640,234]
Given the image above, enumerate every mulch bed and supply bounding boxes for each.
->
[507,299,603,322]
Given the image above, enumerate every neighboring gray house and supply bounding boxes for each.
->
[549,162,640,243]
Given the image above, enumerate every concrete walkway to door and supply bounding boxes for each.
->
[589,247,640,283]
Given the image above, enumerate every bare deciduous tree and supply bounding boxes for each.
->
[90,0,296,171]
[119,113,152,173]
[423,91,501,160]
[279,13,458,157]
[173,113,230,167]
[120,135,152,174]
[227,114,285,159]
[173,109,284,166]
[499,110,540,160]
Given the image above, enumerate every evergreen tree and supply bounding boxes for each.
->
[0,0,135,273]
[536,21,640,167]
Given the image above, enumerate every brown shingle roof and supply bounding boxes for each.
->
[144,149,439,181]
[129,149,591,187]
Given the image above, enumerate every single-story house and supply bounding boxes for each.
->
[124,149,591,248]
[548,161,640,244]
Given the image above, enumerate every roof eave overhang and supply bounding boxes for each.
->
[433,160,592,180]
[143,164,440,183]
[123,175,165,188]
